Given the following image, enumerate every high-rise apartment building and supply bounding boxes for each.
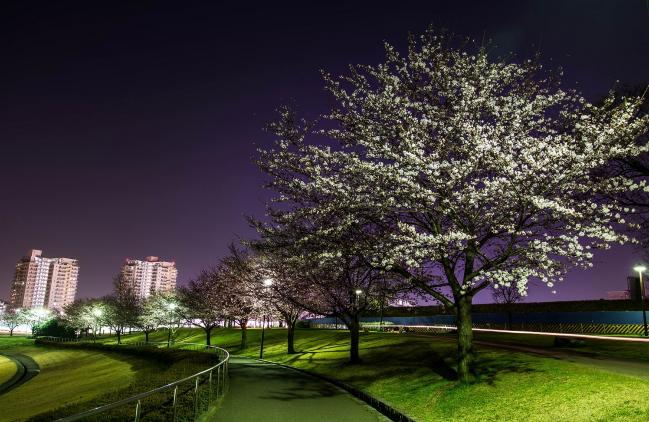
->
[10,249,79,310]
[120,256,177,299]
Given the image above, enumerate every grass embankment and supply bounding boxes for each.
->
[469,331,649,361]
[115,327,649,422]
[0,355,17,385]
[0,336,220,421]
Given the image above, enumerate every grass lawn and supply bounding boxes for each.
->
[113,327,649,422]
[0,335,222,421]
[0,336,152,421]
[0,355,17,386]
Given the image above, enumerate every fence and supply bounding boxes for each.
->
[310,312,649,336]
[37,336,229,421]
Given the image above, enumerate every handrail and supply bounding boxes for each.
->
[37,336,229,421]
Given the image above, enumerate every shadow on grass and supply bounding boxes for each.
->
[473,352,539,385]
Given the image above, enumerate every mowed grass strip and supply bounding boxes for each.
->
[0,355,18,386]
[115,327,649,422]
[0,346,147,421]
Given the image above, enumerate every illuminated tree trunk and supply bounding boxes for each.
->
[240,320,248,349]
[348,316,360,363]
[205,326,212,346]
[287,322,296,354]
[456,295,474,383]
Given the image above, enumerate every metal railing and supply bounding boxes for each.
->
[37,336,229,421]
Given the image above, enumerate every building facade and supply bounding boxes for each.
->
[120,256,177,299]
[10,249,79,311]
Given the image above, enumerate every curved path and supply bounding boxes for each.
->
[0,352,40,395]
[212,357,389,422]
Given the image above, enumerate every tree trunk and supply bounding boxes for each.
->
[205,327,212,346]
[116,328,122,345]
[506,309,512,330]
[287,322,296,354]
[456,295,475,383]
[348,316,360,364]
[240,323,248,349]
[9,327,14,336]
[145,331,149,342]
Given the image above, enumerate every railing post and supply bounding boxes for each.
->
[216,366,221,397]
[134,400,141,422]
[194,376,200,420]
[172,385,178,422]
[208,370,213,406]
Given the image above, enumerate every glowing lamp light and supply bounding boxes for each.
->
[92,308,103,317]
[263,278,274,287]
[168,303,177,310]
[355,289,363,295]
[634,265,647,273]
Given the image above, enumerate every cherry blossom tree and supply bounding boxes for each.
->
[219,246,263,350]
[251,220,400,363]
[491,282,524,329]
[134,294,165,343]
[597,85,649,251]
[1,307,25,336]
[260,274,304,354]
[104,274,140,344]
[256,29,649,381]
[178,270,222,346]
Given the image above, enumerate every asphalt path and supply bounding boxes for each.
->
[211,357,389,422]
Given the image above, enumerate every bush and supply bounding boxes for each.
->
[34,318,77,338]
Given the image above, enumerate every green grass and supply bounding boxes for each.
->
[0,337,148,421]
[469,331,649,362]
[0,335,221,421]
[0,355,17,386]
[113,327,649,422]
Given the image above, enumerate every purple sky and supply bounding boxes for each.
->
[1,1,648,304]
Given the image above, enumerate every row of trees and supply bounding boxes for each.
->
[0,306,53,336]
[248,28,649,382]
[57,246,311,352]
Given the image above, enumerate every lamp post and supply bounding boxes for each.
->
[634,265,648,337]
[167,303,177,348]
[259,278,273,359]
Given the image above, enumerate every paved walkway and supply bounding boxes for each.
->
[212,357,389,422]
[0,352,40,395]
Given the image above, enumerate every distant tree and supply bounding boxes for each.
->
[179,270,222,346]
[134,295,161,343]
[104,275,140,344]
[1,307,25,336]
[22,308,53,336]
[144,291,183,347]
[63,299,106,340]
[491,283,524,329]
[219,246,263,350]
[251,224,396,363]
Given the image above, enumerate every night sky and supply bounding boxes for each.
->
[1,1,649,304]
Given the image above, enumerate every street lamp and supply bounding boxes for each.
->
[260,278,274,359]
[167,303,177,348]
[634,265,648,337]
